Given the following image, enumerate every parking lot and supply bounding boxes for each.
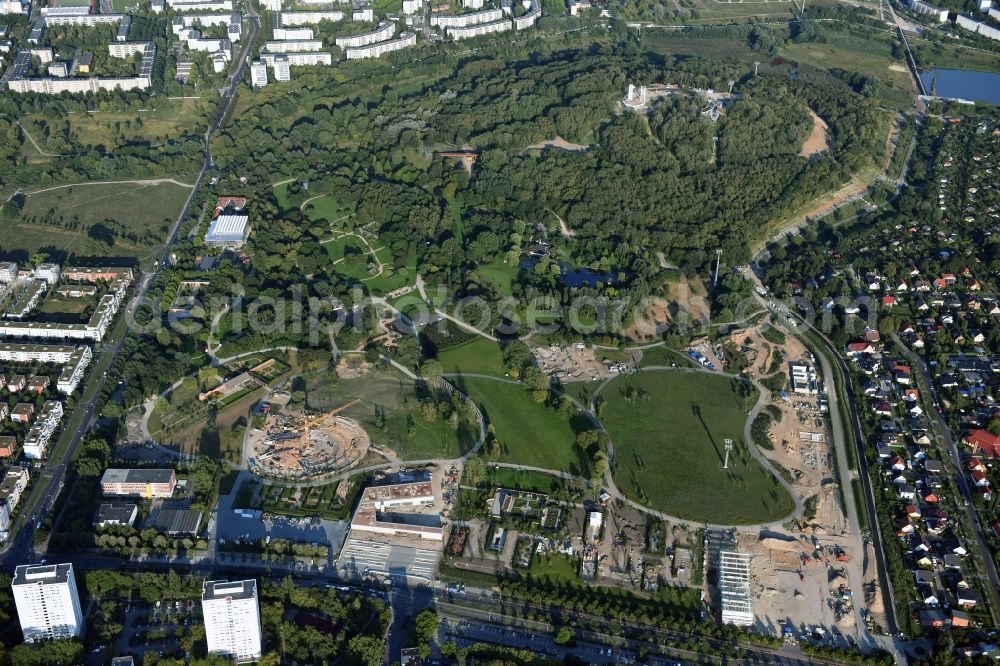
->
[215,472,350,548]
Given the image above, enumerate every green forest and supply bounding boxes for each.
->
[207,42,882,331]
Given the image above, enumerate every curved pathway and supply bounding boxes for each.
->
[24,177,195,196]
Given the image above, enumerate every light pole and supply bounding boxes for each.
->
[754,61,760,76]
[723,438,734,469]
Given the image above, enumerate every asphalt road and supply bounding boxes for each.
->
[0,10,261,570]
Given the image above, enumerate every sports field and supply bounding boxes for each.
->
[599,370,794,524]
[455,377,588,474]
[1,180,191,261]
[303,367,478,460]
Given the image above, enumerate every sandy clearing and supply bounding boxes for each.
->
[800,109,830,158]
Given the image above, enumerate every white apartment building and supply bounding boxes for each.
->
[353,6,373,21]
[279,10,344,25]
[430,7,501,26]
[448,18,510,39]
[272,54,290,81]
[0,465,29,533]
[23,400,63,460]
[463,0,485,8]
[272,27,313,40]
[260,0,281,9]
[513,4,540,28]
[402,0,420,14]
[0,262,17,283]
[168,0,234,11]
[202,579,263,662]
[43,13,124,25]
[0,0,28,14]
[0,344,91,394]
[345,31,414,58]
[259,51,332,66]
[263,39,323,51]
[12,563,84,643]
[335,19,394,47]
[250,59,268,86]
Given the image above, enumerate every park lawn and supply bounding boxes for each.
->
[362,246,417,294]
[637,345,695,369]
[600,370,794,524]
[436,336,506,377]
[302,194,348,225]
[3,181,191,261]
[303,367,477,460]
[455,377,588,475]
[476,259,518,297]
[559,380,601,409]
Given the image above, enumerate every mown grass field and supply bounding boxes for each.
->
[454,377,588,475]
[1,181,191,261]
[303,367,477,460]
[435,335,507,377]
[600,370,794,524]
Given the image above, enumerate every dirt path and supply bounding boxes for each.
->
[522,136,592,152]
[547,208,575,238]
[24,178,194,196]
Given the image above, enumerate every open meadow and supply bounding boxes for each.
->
[0,180,192,262]
[599,369,795,524]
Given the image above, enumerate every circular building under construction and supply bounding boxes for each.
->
[248,410,371,480]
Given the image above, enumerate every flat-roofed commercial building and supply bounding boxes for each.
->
[12,563,83,643]
[100,468,177,498]
[94,502,138,528]
[719,550,753,627]
[202,579,263,661]
[350,479,443,541]
[205,214,251,247]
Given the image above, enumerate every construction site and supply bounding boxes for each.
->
[718,322,887,646]
[247,403,371,480]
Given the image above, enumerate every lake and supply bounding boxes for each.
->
[919,69,1000,105]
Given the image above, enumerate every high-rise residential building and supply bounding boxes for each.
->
[250,59,268,86]
[202,579,263,661]
[272,54,290,82]
[12,563,84,643]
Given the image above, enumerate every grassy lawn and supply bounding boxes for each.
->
[600,370,794,524]
[436,336,506,377]
[779,35,914,110]
[637,345,694,369]
[482,467,569,494]
[2,181,191,261]
[303,367,477,460]
[302,194,348,225]
[453,377,588,475]
[910,38,1000,74]
[476,259,518,297]
[527,553,579,585]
